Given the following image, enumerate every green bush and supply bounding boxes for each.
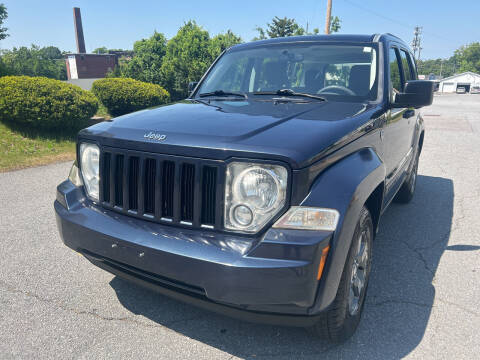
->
[0,76,98,130]
[92,78,170,117]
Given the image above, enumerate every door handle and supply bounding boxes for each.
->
[403,109,415,119]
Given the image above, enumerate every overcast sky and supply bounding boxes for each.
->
[1,0,478,59]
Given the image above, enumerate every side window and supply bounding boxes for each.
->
[400,50,414,84]
[408,53,418,79]
[389,48,402,95]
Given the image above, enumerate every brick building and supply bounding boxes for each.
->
[65,7,119,80]
[65,53,118,80]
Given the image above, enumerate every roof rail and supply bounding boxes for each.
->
[384,33,404,41]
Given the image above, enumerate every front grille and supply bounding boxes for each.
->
[99,148,223,229]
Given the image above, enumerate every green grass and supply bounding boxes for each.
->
[0,121,80,172]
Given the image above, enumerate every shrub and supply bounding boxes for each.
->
[0,76,98,130]
[92,78,170,117]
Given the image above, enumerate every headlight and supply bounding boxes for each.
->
[79,143,100,201]
[225,162,288,233]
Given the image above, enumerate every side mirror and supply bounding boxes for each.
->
[188,81,199,94]
[392,80,435,108]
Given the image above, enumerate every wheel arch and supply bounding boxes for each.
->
[418,130,425,154]
[299,148,385,314]
[364,182,385,237]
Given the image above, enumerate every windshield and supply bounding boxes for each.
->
[196,43,378,102]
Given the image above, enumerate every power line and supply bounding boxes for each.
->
[342,0,413,30]
[342,0,452,42]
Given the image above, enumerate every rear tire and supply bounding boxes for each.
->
[309,206,373,342]
[394,151,419,204]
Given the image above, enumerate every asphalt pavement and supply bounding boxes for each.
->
[0,94,479,359]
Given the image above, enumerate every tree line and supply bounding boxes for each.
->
[1,0,480,96]
[417,42,480,78]
[108,17,339,100]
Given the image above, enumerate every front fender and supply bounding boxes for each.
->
[301,148,385,314]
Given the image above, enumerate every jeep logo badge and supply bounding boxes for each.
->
[144,132,167,141]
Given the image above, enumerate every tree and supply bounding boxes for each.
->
[253,26,267,41]
[254,16,304,40]
[0,56,7,76]
[118,31,167,84]
[253,16,340,40]
[208,30,242,60]
[93,47,128,54]
[266,16,305,38]
[417,58,456,78]
[110,23,241,99]
[160,21,213,100]
[39,46,63,60]
[330,16,341,33]
[93,47,108,54]
[454,42,480,74]
[0,3,8,40]
[0,45,66,79]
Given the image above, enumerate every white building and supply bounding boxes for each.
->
[437,72,480,93]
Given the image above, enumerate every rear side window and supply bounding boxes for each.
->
[400,50,414,83]
[389,48,402,94]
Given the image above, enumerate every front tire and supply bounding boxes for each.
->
[310,206,373,342]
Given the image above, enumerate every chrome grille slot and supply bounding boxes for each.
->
[180,163,195,223]
[161,160,175,219]
[99,147,223,230]
[201,166,217,226]
[114,154,124,207]
[128,157,139,211]
[102,152,111,203]
[144,158,156,215]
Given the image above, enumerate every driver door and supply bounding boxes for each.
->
[383,47,414,200]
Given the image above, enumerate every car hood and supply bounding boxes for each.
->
[81,99,378,169]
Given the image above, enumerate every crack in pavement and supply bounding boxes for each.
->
[0,279,205,330]
[395,237,435,276]
[369,298,432,309]
[368,297,480,318]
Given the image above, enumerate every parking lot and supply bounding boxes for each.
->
[0,94,479,359]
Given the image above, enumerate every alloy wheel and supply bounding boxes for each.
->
[348,229,370,316]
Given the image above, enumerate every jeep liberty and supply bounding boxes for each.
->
[55,34,434,342]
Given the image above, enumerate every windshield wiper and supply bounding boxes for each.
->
[254,89,326,101]
[199,90,248,99]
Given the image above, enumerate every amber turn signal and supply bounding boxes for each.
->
[317,245,330,280]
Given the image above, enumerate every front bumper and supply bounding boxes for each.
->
[55,180,332,324]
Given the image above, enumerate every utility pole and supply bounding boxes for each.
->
[325,0,332,34]
[411,26,423,61]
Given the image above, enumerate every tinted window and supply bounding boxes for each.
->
[389,48,402,95]
[400,50,414,83]
[198,44,378,102]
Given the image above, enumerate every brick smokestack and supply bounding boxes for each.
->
[73,7,86,53]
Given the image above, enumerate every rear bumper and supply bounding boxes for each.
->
[55,180,333,323]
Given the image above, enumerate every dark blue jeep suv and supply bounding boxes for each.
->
[55,34,434,342]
